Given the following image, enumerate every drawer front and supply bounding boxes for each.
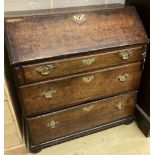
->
[27,92,137,145]
[20,62,142,116]
[15,46,144,84]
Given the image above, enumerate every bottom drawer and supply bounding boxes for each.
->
[27,92,137,145]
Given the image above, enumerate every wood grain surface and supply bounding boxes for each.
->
[27,92,137,145]
[20,62,142,116]
[4,4,149,152]
[5,6,148,64]
[15,46,144,84]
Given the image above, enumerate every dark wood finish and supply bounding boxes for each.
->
[138,48,150,115]
[135,104,150,137]
[126,0,150,137]
[136,47,150,137]
[15,46,144,84]
[20,62,142,116]
[126,0,150,37]
[4,4,149,153]
[29,116,135,153]
[5,6,148,65]
[27,92,137,145]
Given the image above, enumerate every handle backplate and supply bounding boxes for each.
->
[47,120,59,129]
[82,75,94,84]
[117,73,128,82]
[41,90,56,99]
[36,65,53,76]
[120,51,132,60]
[115,102,125,110]
[83,105,94,112]
[82,58,95,65]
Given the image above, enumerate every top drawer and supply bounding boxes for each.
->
[15,46,145,84]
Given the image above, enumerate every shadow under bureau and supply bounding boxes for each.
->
[4,4,148,153]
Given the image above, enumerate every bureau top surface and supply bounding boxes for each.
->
[5,4,148,64]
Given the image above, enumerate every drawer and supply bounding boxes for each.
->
[15,46,144,84]
[20,62,142,116]
[27,92,137,145]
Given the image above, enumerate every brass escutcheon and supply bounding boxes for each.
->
[73,13,87,24]
[82,58,95,65]
[47,120,59,129]
[41,90,56,99]
[82,75,94,84]
[117,73,128,82]
[83,105,94,112]
[120,51,132,60]
[115,102,125,110]
[36,64,53,76]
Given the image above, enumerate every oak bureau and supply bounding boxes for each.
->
[4,4,148,153]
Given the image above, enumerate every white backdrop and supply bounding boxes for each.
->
[5,0,125,12]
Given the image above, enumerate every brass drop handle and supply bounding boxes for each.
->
[82,58,95,65]
[115,102,125,110]
[41,90,56,99]
[120,51,132,60]
[36,65,53,76]
[47,120,59,129]
[117,73,128,82]
[83,105,94,112]
[73,13,87,24]
[82,75,94,84]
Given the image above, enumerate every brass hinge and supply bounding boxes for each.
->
[142,57,146,70]
[142,44,148,58]
[142,44,148,70]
